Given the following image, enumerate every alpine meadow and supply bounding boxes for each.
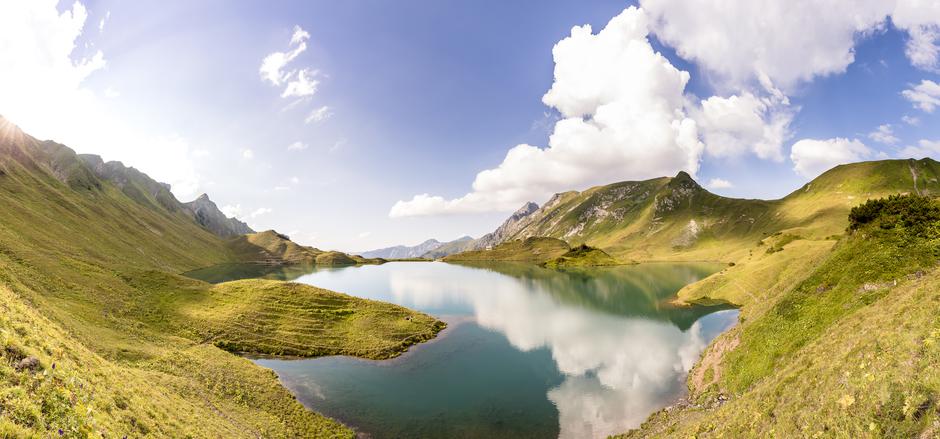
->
[3,1,940,438]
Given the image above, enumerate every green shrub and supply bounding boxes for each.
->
[848,194,940,237]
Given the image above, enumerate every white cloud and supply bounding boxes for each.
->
[98,10,109,32]
[358,231,372,238]
[242,149,254,159]
[899,139,940,158]
[0,0,205,199]
[305,105,333,124]
[706,178,734,189]
[287,141,308,151]
[221,204,242,218]
[868,124,899,145]
[329,138,347,153]
[902,115,921,126]
[790,138,873,178]
[391,7,703,217]
[249,207,272,218]
[893,0,940,71]
[902,79,940,112]
[694,92,792,161]
[290,176,300,184]
[281,68,319,98]
[640,0,892,91]
[260,25,309,86]
[103,87,119,98]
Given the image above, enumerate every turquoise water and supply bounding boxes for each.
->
[190,262,736,438]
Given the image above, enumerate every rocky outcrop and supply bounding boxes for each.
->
[184,194,254,238]
[79,154,181,212]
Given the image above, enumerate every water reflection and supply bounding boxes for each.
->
[192,262,736,438]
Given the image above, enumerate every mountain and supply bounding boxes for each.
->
[77,154,253,238]
[0,116,438,437]
[464,160,940,262]
[360,238,443,259]
[184,193,254,238]
[421,236,477,259]
[473,201,540,250]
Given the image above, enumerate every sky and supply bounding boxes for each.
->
[2,0,940,252]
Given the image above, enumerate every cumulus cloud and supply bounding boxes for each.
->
[391,7,703,217]
[706,178,734,189]
[893,0,940,71]
[790,138,873,178]
[0,0,205,199]
[694,92,793,161]
[241,149,254,159]
[899,139,940,158]
[249,207,272,218]
[868,124,899,145]
[902,79,940,112]
[305,105,333,124]
[287,141,308,151]
[221,204,242,218]
[640,0,892,91]
[902,115,921,126]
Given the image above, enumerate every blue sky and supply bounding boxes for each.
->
[3,1,940,250]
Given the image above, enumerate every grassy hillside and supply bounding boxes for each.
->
[471,159,940,263]
[621,194,940,438]
[541,244,619,269]
[0,118,441,437]
[228,230,383,266]
[443,237,570,263]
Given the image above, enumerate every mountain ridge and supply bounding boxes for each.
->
[360,238,443,259]
[458,159,940,263]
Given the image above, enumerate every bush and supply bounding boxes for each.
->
[848,194,940,237]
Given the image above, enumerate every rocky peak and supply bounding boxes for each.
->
[183,194,254,238]
[655,171,704,214]
[474,201,542,249]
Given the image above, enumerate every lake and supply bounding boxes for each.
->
[186,261,736,438]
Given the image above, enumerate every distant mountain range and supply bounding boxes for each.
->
[360,236,476,259]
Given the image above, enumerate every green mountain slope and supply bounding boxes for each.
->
[621,194,940,438]
[0,117,440,437]
[443,236,570,263]
[464,159,940,263]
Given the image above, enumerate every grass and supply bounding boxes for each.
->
[541,244,619,269]
[621,194,940,438]
[0,121,443,437]
[188,279,446,358]
[444,236,570,263]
